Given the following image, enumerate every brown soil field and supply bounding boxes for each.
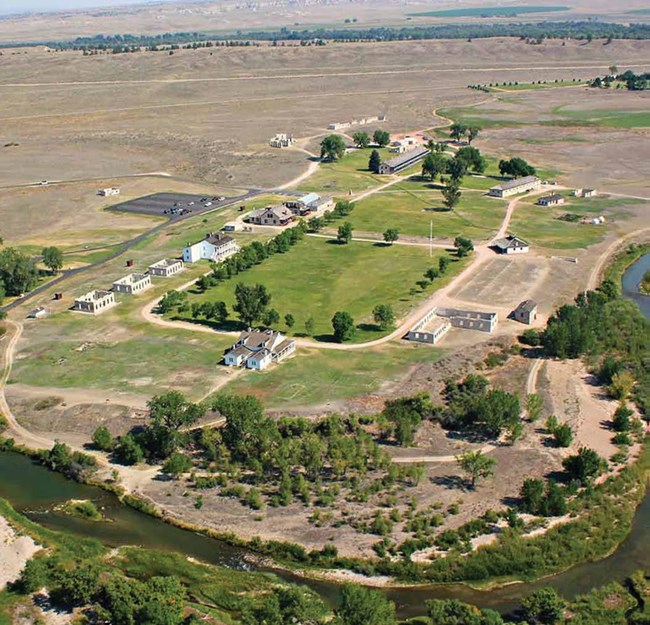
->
[0,0,648,43]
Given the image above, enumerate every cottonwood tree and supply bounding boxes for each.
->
[353,131,370,148]
[456,450,496,488]
[454,236,474,257]
[449,122,468,142]
[161,452,192,479]
[284,313,295,329]
[442,181,462,210]
[332,311,355,342]
[499,157,536,178]
[337,222,353,244]
[467,126,481,145]
[372,304,395,330]
[562,447,606,484]
[372,129,390,147]
[383,228,399,244]
[335,584,396,625]
[233,282,271,326]
[520,587,565,625]
[42,246,64,273]
[0,247,39,295]
[421,152,448,182]
[320,134,346,161]
[456,146,486,173]
[446,156,468,182]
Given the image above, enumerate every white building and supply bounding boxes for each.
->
[269,133,294,148]
[378,146,429,175]
[574,188,598,198]
[98,187,120,197]
[74,290,116,314]
[113,273,152,295]
[537,193,565,207]
[488,176,541,198]
[182,233,239,263]
[148,259,184,278]
[493,235,530,255]
[224,330,296,371]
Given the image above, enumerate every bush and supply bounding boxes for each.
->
[553,423,574,447]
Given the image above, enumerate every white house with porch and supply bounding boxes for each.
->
[224,330,296,371]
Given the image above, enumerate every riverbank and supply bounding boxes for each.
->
[0,513,40,591]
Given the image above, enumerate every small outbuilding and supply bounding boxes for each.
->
[27,306,49,319]
[537,194,565,207]
[493,235,530,255]
[513,300,538,325]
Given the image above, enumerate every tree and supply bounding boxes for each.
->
[0,247,39,296]
[42,246,64,273]
[337,222,353,244]
[233,282,271,326]
[467,126,480,145]
[285,313,295,330]
[383,228,399,245]
[454,236,474,257]
[456,146,486,173]
[520,588,565,624]
[526,393,543,422]
[425,267,439,282]
[421,152,448,181]
[456,450,496,488]
[320,134,346,161]
[439,256,450,273]
[553,423,573,447]
[562,447,606,484]
[442,181,462,211]
[353,131,370,148]
[608,370,635,400]
[304,316,315,336]
[499,157,536,178]
[114,434,144,465]
[162,452,192,479]
[368,149,382,174]
[50,563,100,608]
[263,308,280,328]
[332,311,355,342]
[449,122,468,142]
[18,558,49,593]
[447,156,467,182]
[612,403,633,432]
[372,304,395,330]
[373,129,390,147]
[426,598,493,625]
[147,391,203,432]
[335,584,396,625]
[92,426,114,451]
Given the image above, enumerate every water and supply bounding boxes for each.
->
[0,255,648,617]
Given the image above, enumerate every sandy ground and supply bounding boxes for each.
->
[0,515,40,591]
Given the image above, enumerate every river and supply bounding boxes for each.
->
[1,254,649,618]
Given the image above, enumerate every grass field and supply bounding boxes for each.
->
[410,5,568,17]
[299,147,393,194]
[349,182,507,239]
[551,108,650,129]
[491,79,585,92]
[509,195,640,249]
[177,236,463,342]
[221,342,442,409]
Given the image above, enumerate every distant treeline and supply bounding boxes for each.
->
[2,20,650,50]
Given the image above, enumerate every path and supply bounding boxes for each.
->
[391,444,495,464]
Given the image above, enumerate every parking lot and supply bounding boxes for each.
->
[109,192,235,218]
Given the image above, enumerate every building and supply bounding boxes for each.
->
[488,176,541,198]
[493,235,530,255]
[308,195,335,213]
[113,273,152,295]
[284,193,334,215]
[405,307,451,345]
[378,146,429,175]
[182,233,239,263]
[389,136,421,154]
[74,290,115,314]
[98,187,120,197]
[328,115,385,130]
[575,188,598,198]
[148,259,184,278]
[245,205,294,226]
[269,133,294,148]
[436,307,498,333]
[512,300,538,325]
[537,193,565,207]
[224,330,296,371]
[27,306,49,319]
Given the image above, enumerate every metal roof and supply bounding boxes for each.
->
[492,175,539,191]
[382,146,429,169]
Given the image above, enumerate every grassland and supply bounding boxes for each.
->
[298,148,393,194]
[348,184,507,239]
[509,195,640,249]
[551,107,650,129]
[221,341,441,409]
[410,5,569,17]
[176,236,464,342]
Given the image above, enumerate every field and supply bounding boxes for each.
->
[222,342,442,410]
[409,5,570,18]
[176,236,466,341]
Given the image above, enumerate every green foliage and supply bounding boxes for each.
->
[233,282,272,327]
[380,393,431,446]
[456,450,496,488]
[0,247,39,296]
[519,478,567,516]
[426,598,503,625]
[332,311,356,342]
[453,235,474,257]
[157,290,188,314]
[92,426,114,451]
[372,304,395,330]
[612,404,634,432]
[456,146,487,173]
[527,393,543,421]
[373,130,390,147]
[552,423,574,448]
[562,447,607,484]
[114,433,144,465]
[383,228,399,244]
[320,134,346,161]
[353,131,370,148]
[368,149,382,174]
[335,584,395,625]
[162,452,193,478]
[41,246,64,273]
[520,587,565,624]
[337,222,353,244]
[39,441,98,481]
[498,156,536,177]
[443,181,463,211]
[421,152,449,181]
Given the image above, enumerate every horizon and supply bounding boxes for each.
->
[0,0,181,17]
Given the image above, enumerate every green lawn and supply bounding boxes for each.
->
[299,147,392,194]
[177,237,464,342]
[491,79,585,92]
[11,313,232,399]
[221,342,442,409]
[348,183,507,240]
[550,106,650,129]
[509,195,640,249]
